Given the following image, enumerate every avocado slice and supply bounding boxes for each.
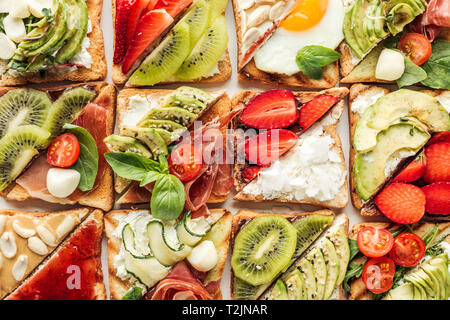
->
[308,248,327,300]
[352,0,373,55]
[405,269,436,297]
[298,259,317,300]
[141,107,197,127]
[55,0,89,64]
[386,3,416,35]
[329,227,350,286]
[345,43,383,83]
[284,269,306,300]
[354,123,430,200]
[321,238,340,300]
[343,4,364,58]
[267,280,288,300]
[421,263,442,300]
[121,126,168,158]
[384,283,415,300]
[104,134,153,158]
[138,119,185,132]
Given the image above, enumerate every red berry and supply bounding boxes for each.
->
[393,153,426,183]
[422,182,450,215]
[242,166,262,182]
[423,142,450,183]
[298,95,339,130]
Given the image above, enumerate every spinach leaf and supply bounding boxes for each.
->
[296,45,341,79]
[343,261,365,292]
[397,57,427,88]
[151,174,186,220]
[104,152,159,181]
[421,40,450,89]
[63,124,98,191]
[348,239,361,260]
[121,286,143,300]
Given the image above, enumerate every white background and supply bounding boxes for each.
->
[0,0,383,300]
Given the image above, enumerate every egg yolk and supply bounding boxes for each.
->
[280,0,329,31]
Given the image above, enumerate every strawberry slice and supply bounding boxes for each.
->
[298,95,340,130]
[427,131,450,146]
[242,166,262,182]
[422,182,450,215]
[423,142,450,183]
[146,0,158,10]
[393,153,426,183]
[113,0,136,65]
[154,0,193,18]
[240,89,298,129]
[126,0,153,53]
[375,183,426,224]
[245,129,298,167]
[122,10,173,73]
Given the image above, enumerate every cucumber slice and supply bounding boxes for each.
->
[122,224,152,259]
[124,251,170,287]
[176,211,212,246]
[148,220,192,266]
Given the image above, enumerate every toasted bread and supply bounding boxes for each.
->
[232,88,349,209]
[348,221,450,300]
[232,0,340,88]
[5,209,105,300]
[229,209,348,300]
[0,82,115,212]
[1,0,107,86]
[113,87,232,203]
[104,209,232,300]
[348,84,450,217]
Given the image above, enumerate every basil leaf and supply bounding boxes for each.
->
[158,154,169,174]
[104,152,159,181]
[296,45,341,79]
[343,261,364,292]
[63,124,98,191]
[121,286,143,300]
[151,174,185,220]
[140,171,163,187]
[421,40,450,89]
[397,57,427,88]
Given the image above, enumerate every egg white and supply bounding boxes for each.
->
[254,0,345,76]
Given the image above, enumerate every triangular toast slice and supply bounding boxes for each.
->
[232,88,349,209]
[5,210,105,300]
[0,208,91,299]
[105,209,232,300]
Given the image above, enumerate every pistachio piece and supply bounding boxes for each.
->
[12,255,28,281]
[28,236,48,255]
[0,232,17,258]
[0,215,6,235]
[12,220,36,238]
[56,216,76,239]
[247,5,270,28]
[36,225,57,247]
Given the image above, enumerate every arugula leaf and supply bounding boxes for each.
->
[121,286,143,300]
[348,239,361,261]
[151,174,186,220]
[421,40,450,89]
[296,45,341,80]
[343,261,365,292]
[422,224,440,248]
[397,57,427,88]
[63,124,98,191]
[104,152,159,181]
[389,226,408,238]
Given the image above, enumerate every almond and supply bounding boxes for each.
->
[12,255,28,281]
[0,232,17,258]
[12,220,36,238]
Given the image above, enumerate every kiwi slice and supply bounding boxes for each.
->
[175,15,228,81]
[206,0,228,24]
[180,0,210,49]
[143,107,197,127]
[291,215,333,262]
[121,126,168,158]
[0,125,51,191]
[231,215,297,286]
[0,89,52,139]
[44,87,96,137]
[128,22,191,86]
[138,119,185,132]
[233,277,267,300]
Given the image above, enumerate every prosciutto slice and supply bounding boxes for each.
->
[151,261,213,300]
[410,0,450,40]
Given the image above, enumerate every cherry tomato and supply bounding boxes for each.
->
[168,144,202,182]
[398,33,432,66]
[47,133,80,168]
[389,232,426,267]
[357,226,394,258]
[362,257,396,294]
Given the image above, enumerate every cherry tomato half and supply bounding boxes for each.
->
[357,226,394,258]
[362,257,396,294]
[47,133,80,168]
[389,232,426,267]
[168,144,202,182]
[398,33,432,66]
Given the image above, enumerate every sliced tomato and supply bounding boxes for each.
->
[240,89,298,129]
[168,144,202,182]
[357,226,394,258]
[398,33,432,66]
[362,257,395,294]
[244,129,298,167]
[47,133,80,168]
[389,232,426,267]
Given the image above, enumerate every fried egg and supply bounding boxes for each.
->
[254,0,345,76]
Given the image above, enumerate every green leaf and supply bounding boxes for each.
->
[343,261,364,292]
[348,239,361,261]
[158,154,169,174]
[421,40,450,89]
[296,45,341,80]
[140,171,163,187]
[63,124,98,191]
[397,57,427,88]
[104,152,159,181]
[121,286,143,300]
[151,174,186,220]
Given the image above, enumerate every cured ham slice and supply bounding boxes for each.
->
[410,0,450,40]
[151,261,213,300]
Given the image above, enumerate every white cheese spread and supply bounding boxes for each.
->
[351,88,386,115]
[384,150,416,178]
